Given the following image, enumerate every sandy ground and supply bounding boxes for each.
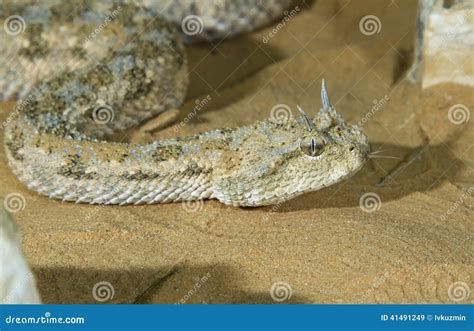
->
[1,0,473,303]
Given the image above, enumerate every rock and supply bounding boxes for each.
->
[408,0,474,88]
[0,204,41,304]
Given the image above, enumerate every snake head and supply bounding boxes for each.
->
[290,80,369,196]
[297,79,369,173]
[213,80,369,207]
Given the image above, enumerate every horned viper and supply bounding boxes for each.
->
[2,0,369,207]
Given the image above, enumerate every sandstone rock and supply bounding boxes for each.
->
[409,0,474,88]
[0,204,41,304]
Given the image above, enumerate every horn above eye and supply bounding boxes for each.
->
[297,105,315,131]
[321,79,331,109]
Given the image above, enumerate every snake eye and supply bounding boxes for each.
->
[301,137,325,157]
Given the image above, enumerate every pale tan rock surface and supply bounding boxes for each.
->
[0,0,472,303]
[0,206,41,304]
[410,0,474,88]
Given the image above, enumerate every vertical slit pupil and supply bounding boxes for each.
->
[311,138,316,155]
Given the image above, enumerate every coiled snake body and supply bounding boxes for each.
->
[2,1,369,207]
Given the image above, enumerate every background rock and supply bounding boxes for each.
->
[0,205,41,304]
[409,0,473,88]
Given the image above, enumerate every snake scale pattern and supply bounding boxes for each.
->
[2,0,369,207]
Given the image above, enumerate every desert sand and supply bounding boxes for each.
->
[0,0,472,303]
